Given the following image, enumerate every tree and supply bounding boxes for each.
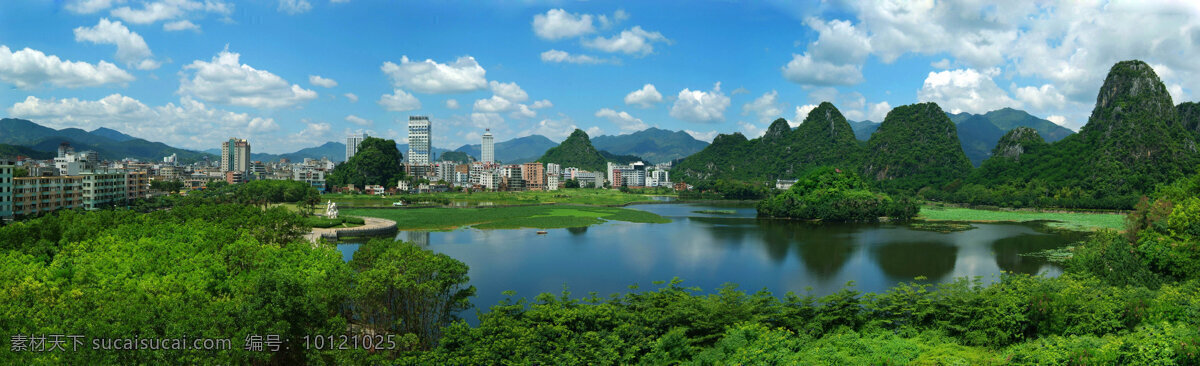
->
[327,137,406,189]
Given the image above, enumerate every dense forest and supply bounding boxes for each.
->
[757,167,919,221]
[674,60,1200,209]
[326,136,407,188]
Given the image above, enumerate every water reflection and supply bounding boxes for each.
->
[337,203,1082,319]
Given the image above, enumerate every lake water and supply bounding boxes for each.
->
[338,203,1086,315]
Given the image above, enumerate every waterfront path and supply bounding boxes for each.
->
[305,216,397,244]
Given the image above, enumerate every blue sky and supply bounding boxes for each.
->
[3,1,1199,153]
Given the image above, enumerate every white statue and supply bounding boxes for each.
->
[325,200,339,219]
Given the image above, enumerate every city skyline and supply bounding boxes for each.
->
[3,1,1200,153]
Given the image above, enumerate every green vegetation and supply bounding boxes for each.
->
[918,206,1126,231]
[947,107,1075,143]
[863,102,973,192]
[599,149,645,165]
[0,143,54,159]
[591,127,710,164]
[757,167,919,221]
[536,129,609,172]
[909,222,975,233]
[344,205,670,231]
[304,215,365,228]
[954,114,1006,166]
[438,150,473,163]
[324,188,664,207]
[326,136,406,188]
[1178,101,1200,134]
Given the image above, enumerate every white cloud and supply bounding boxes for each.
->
[1014,84,1066,111]
[782,18,871,86]
[178,47,317,109]
[344,93,358,102]
[540,49,612,65]
[0,46,134,89]
[742,90,783,123]
[624,84,663,108]
[782,53,863,86]
[489,80,528,103]
[278,0,311,14]
[471,112,504,128]
[867,101,891,122]
[378,88,421,112]
[66,0,125,14]
[670,82,730,123]
[308,75,337,88]
[510,104,536,119]
[583,26,669,56]
[74,18,160,70]
[595,108,648,133]
[8,94,282,150]
[931,58,952,69]
[473,95,514,113]
[445,99,460,109]
[521,116,591,141]
[532,9,596,40]
[917,68,1018,114]
[794,104,817,126]
[531,99,553,109]
[849,1,1022,69]
[381,55,487,94]
[684,130,718,142]
[345,114,371,126]
[1046,115,1068,127]
[738,121,766,138]
[110,0,233,25]
[163,20,199,32]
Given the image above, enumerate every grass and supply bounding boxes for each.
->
[917,206,1126,231]
[343,204,671,231]
[323,188,672,207]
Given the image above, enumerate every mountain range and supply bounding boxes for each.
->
[454,135,559,164]
[0,118,212,163]
[590,127,709,163]
[847,108,1075,166]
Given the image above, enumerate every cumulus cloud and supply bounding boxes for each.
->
[742,90,783,123]
[381,55,487,94]
[0,46,134,89]
[73,18,160,70]
[684,130,718,142]
[1046,115,1068,127]
[738,121,766,138]
[595,108,648,133]
[867,101,892,122]
[670,82,730,123]
[489,81,528,103]
[8,94,282,150]
[178,47,318,109]
[583,26,669,56]
[344,93,358,102]
[1014,84,1066,111]
[531,100,553,109]
[473,96,514,113]
[278,0,311,14]
[917,68,1017,114]
[345,114,371,126]
[308,75,337,88]
[445,99,460,109]
[794,104,817,126]
[378,89,421,112]
[624,84,663,108]
[110,0,233,25]
[540,49,612,65]
[782,18,871,86]
[65,0,125,14]
[163,20,199,32]
[532,9,596,40]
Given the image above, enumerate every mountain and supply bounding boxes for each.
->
[454,135,558,164]
[439,151,474,163]
[1177,102,1200,135]
[972,60,1200,201]
[248,141,349,163]
[396,144,451,162]
[590,127,709,163]
[956,115,1007,166]
[90,127,137,142]
[948,108,1074,143]
[0,118,95,145]
[862,102,973,191]
[599,150,645,165]
[848,120,881,141]
[536,129,609,172]
[674,102,863,183]
[990,127,1045,161]
[0,144,54,160]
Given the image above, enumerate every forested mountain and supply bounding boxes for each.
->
[439,151,474,163]
[454,135,558,164]
[590,127,709,164]
[536,129,609,172]
[862,102,973,192]
[947,108,1074,143]
[1177,102,1200,135]
[326,137,405,187]
[848,120,881,141]
[955,115,1007,166]
[969,60,1200,206]
[1,118,213,163]
[0,144,54,159]
[89,127,137,142]
[990,127,1045,161]
[674,102,863,183]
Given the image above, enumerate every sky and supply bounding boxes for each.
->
[3,0,1200,153]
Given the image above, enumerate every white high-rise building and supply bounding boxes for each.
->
[346,133,367,162]
[408,116,432,165]
[481,129,495,163]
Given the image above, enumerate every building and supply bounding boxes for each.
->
[648,169,670,187]
[293,167,326,192]
[221,138,250,173]
[608,161,647,188]
[54,143,98,176]
[224,171,245,184]
[81,172,127,210]
[248,161,267,180]
[0,159,13,219]
[125,171,151,201]
[11,175,84,217]
[481,129,495,163]
[407,116,432,165]
[546,174,560,191]
[163,153,177,165]
[346,133,367,162]
[435,162,457,183]
[776,179,797,190]
[521,162,545,191]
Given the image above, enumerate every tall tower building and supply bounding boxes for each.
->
[346,133,367,162]
[221,137,251,173]
[408,116,431,165]
[481,129,495,163]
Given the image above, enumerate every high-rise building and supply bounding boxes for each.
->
[346,133,367,162]
[481,129,495,163]
[0,159,13,219]
[220,138,250,173]
[522,162,545,191]
[408,116,431,165]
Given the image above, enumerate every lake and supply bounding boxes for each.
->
[338,202,1086,315]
